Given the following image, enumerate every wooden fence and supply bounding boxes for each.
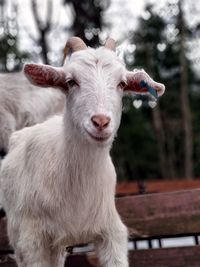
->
[1,187,200,266]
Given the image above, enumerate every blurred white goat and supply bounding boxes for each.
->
[0,72,64,158]
[0,37,165,267]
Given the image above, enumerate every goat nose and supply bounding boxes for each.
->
[91,114,111,130]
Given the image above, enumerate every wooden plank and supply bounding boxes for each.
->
[0,255,16,267]
[1,247,200,267]
[116,180,200,195]
[65,246,200,267]
[129,246,200,267]
[66,254,97,267]
[1,189,200,250]
[0,219,11,251]
[116,189,200,237]
[0,264,17,267]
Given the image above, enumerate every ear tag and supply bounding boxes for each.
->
[139,80,158,99]
[139,80,158,109]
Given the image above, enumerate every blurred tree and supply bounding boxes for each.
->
[113,4,169,180]
[0,1,28,72]
[112,105,159,181]
[31,0,53,64]
[160,0,197,179]
[26,0,109,64]
[115,1,200,181]
[131,4,168,179]
[63,0,110,46]
[178,0,193,179]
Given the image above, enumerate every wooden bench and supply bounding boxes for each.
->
[1,188,200,266]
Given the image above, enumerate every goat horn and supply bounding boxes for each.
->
[104,38,116,51]
[64,37,87,59]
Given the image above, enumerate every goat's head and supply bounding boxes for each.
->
[24,37,165,146]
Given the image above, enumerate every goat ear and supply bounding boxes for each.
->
[24,64,67,90]
[124,70,165,98]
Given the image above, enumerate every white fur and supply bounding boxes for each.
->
[0,46,165,267]
[0,72,65,156]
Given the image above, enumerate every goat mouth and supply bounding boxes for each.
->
[85,130,110,142]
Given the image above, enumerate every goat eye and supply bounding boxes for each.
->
[118,81,127,90]
[66,79,78,87]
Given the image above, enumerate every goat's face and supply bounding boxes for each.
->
[63,48,126,145]
[24,37,165,147]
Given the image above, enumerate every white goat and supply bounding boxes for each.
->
[0,37,165,267]
[0,72,64,157]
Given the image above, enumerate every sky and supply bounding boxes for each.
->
[4,0,200,66]
[6,0,151,43]
[12,0,171,40]
[5,0,150,63]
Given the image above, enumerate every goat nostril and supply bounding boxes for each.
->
[0,149,6,159]
[92,120,100,128]
[91,115,111,129]
[104,121,109,127]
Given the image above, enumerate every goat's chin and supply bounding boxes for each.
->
[84,129,113,147]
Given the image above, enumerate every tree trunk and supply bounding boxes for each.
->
[39,31,49,64]
[166,125,177,179]
[152,106,169,179]
[147,45,169,179]
[179,0,193,179]
[31,0,52,65]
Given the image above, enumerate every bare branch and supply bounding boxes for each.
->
[31,0,43,32]
[46,0,53,31]
[21,24,38,43]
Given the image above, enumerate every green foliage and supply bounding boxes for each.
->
[112,107,159,181]
[0,4,28,72]
[112,4,166,181]
[112,2,200,180]
[0,32,28,72]
[64,0,110,46]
